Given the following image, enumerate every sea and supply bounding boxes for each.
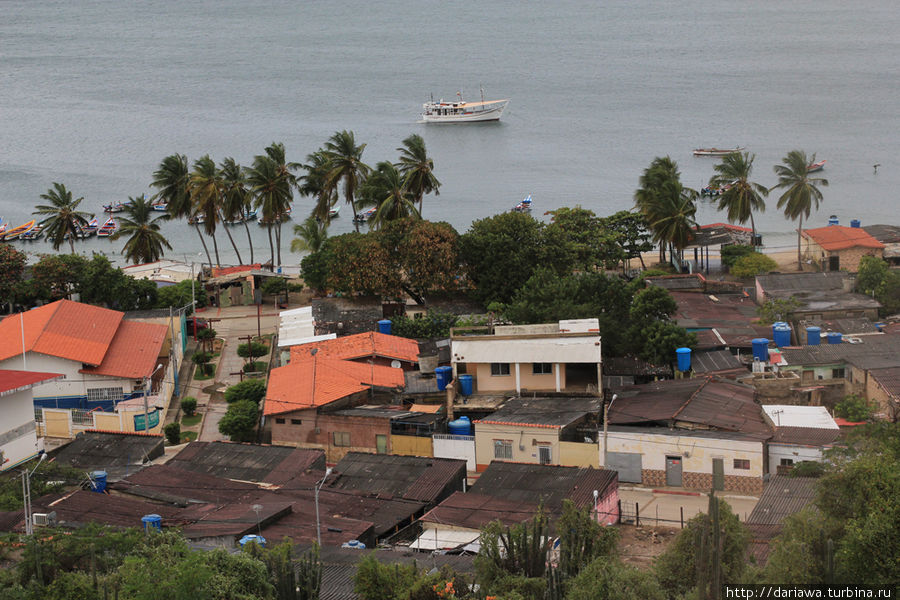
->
[1,0,898,267]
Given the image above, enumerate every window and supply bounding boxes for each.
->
[86,387,124,403]
[490,363,510,376]
[333,431,351,447]
[532,363,552,375]
[780,458,794,467]
[831,368,846,379]
[290,419,302,425]
[275,418,285,424]
[733,459,750,470]
[493,440,513,460]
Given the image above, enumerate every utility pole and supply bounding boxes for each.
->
[602,394,617,468]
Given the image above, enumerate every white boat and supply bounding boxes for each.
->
[692,147,745,157]
[421,90,509,123]
[328,205,340,218]
[511,195,533,213]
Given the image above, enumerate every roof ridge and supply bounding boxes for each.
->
[671,377,707,420]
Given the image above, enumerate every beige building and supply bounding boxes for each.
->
[800,224,884,272]
[451,319,602,395]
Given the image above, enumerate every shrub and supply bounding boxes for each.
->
[218,400,258,442]
[237,341,268,359]
[790,461,825,478]
[721,244,756,269]
[180,396,197,416]
[164,422,181,445]
[224,379,267,404]
[243,361,267,373]
[833,394,872,422]
[390,309,458,339]
[191,351,213,375]
[731,252,778,278]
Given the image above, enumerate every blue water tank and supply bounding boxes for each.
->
[239,535,266,548]
[141,514,162,532]
[675,347,692,372]
[458,374,473,396]
[448,416,473,436]
[850,219,861,228]
[435,366,452,391]
[827,332,843,345]
[752,338,769,362]
[341,540,366,549]
[377,319,392,335]
[773,325,791,348]
[91,470,107,493]
[772,321,786,338]
[828,216,839,226]
[875,323,885,332]
[806,326,821,345]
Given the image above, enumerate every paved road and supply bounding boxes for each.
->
[619,487,759,528]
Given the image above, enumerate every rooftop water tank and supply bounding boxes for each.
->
[448,416,473,436]
[239,535,266,548]
[827,332,843,345]
[850,219,861,228]
[377,319,392,335]
[141,514,162,532]
[773,325,791,348]
[341,539,366,549]
[675,347,692,372]
[828,215,839,226]
[806,326,821,346]
[752,338,770,362]
[458,374,473,396]
[435,366,452,391]
[91,470,107,494]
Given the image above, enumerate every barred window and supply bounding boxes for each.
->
[86,387,124,403]
[494,440,513,460]
[333,431,351,447]
[275,418,285,424]
[733,459,750,470]
[532,363,552,375]
[490,363,510,376]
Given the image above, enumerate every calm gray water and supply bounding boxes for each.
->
[2,0,898,265]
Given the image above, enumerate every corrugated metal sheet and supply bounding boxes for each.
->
[691,349,746,375]
[748,476,818,526]
[770,427,843,446]
[470,462,617,511]
[52,431,164,481]
[167,441,325,483]
[477,396,600,428]
[329,452,466,504]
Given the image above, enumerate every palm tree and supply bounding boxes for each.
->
[771,150,829,270]
[323,130,370,232]
[188,155,228,267]
[397,134,440,217]
[290,216,329,254]
[265,142,299,266]
[299,149,337,224]
[111,195,172,264]
[33,182,91,253]
[360,161,420,230]
[709,152,768,242]
[634,157,698,266]
[152,154,212,266]
[220,157,254,264]
[246,154,292,267]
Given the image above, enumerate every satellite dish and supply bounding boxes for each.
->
[390,360,401,369]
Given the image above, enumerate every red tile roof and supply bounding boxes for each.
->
[80,320,168,379]
[264,355,405,416]
[0,370,65,396]
[802,225,885,251]
[211,263,262,277]
[0,300,123,365]
[290,332,419,364]
[699,222,753,232]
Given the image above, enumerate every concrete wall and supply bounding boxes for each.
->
[433,434,476,471]
[0,388,40,471]
[603,430,764,494]
[768,443,824,473]
[474,422,560,471]
[467,362,564,393]
[805,238,884,273]
[270,406,391,462]
[559,441,600,468]
[866,373,898,420]
[391,435,433,458]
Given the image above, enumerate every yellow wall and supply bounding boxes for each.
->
[43,409,70,438]
[93,413,122,431]
[469,362,565,393]
[559,441,600,468]
[391,435,433,457]
[475,422,560,470]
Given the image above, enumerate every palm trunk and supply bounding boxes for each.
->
[211,231,221,267]
[243,222,254,264]
[218,209,243,265]
[275,221,282,267]
[797,214,803,271]
[750,212,757,247]
[195,225,213,267]
[348,188,360,233]
[267,223,275,267]
[69,235,76,255]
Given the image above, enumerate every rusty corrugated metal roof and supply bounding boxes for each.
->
[328,452,466,504]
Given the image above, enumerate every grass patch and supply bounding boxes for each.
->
[181,414,202,427]
[194,364,216,381]
[180,431,198,443]
[243,361,267,373]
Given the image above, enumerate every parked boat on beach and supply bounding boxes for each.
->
[0,218,6,238]
[693,147,745,157]
[103,202,127,213]
[807,159,826,172]
[20,225,43,240]
[2,219,36,241]
[83,217,99,236]
[511,195,533,213]
[96,217,117,237]
[421,89,509,123]
[353,207,376,223]
[151,201,168,212]
[225,209,258,225]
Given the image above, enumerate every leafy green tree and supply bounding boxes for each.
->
[390,310,458,339]
[0,244,26,307]
[730,252,778,278]
[771,150,829,270]
[189,155,231,266]
[833,394,872,422]
[600,210,654,271]
[196,326,217,352]
[33,182,91,253]
[192,351,213,376]
[756,297,802,324]
[218,399,259,442]
[636,320,696,366]
[77,254,158,310]
[220,156,254,264]
[224,379,267,404]
[353,554,419,600]
[300,247,332,293]
[567,558,665,600]
[459,211,556,305]
[721,244,756,269]
[111,194,172,264]
[154,278,206,310]
[709,152,768,240]
[556,500,618,581]
[635,157,698,265]
[180,396,197,416]
[397,133,441,217]
[379,218,463,304]
[855,255,900,315]
[152,153,213,267]
[628,286,677,323]
[545,206,620,271]
[237,341,269,359]
[324,130,370,232]
[164,422,182,445]
[325,233,402,297]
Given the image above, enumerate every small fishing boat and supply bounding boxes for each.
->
[352,208,376,223]
[329,205,340,218]
[96,217,117,237]
[511,195,533,213]
[82,217,99,236]
[258,207,292,225]
[226,209,258,225]
[102,202,127,213]
[692,147,745,157]
[188,214,206,225]
[421,89,509,123]
[20,225,44,240]
[151,202,169,212]
[700,183,733,197]
[0,218,7,238]
[807,159,826,172]
[2,220,36,241]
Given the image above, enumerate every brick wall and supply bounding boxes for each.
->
[643,469,763,495]
[831,247,883,273]
[642,469,665,487]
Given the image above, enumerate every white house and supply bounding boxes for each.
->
[761,405,841,474]
[0,370,63,471]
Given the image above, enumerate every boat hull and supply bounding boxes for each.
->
[421,100,508,123]
[807,160,826,172]
[693,147,745,157]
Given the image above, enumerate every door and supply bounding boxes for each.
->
[606,452,643,483]
[376,434,388,454]
[538,445,552,465]
[665,456,683,487]
[828,256,840,271]
[712,458,725,491]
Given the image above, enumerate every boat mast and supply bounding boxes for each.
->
[480,85,485,104]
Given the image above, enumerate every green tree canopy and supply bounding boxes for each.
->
[219,399,259,442]
[111,194,173,265]
[709,151,768,239]
[0,243,27,307]
[771,150,828,270]
[33,182,91,253]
